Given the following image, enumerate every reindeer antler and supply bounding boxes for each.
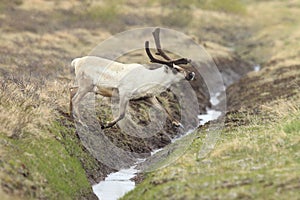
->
[152,28,172,61]
[145,41,173,67]
[145,28,191,67]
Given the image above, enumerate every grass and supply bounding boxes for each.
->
[0,77,99,199]
[236,1,300,65]
[0,0,23,12]
[1,122,93,199]
[202,0,247,15]
[83,3,119,23]
[161,8,193,28]
[122,96,300,199]
[284,119,300,134]
[0,0,299,199]
[0,77,52,139]
[156,0,246,29]
[152,0,246,15]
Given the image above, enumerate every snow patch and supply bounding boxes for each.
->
[93,166,139,200]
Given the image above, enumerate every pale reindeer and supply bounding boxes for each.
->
[70,28,195,129]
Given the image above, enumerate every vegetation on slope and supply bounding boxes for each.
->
[0,77,105,199]
[122,96,300,200]
[122,1,300,199]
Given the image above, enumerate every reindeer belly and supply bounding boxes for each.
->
[130,83,166,99]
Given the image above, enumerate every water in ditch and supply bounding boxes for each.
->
[93,93,222,200]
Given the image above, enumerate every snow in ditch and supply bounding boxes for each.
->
[198,92,221,125]
[198,109,222,126]
[92,166,138,200]
[210,92,220,106]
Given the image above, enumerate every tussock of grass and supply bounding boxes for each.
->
[0,77,52,138]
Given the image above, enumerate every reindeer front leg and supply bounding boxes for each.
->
[102,95,129,129]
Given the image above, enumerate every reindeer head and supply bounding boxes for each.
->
[171,64,195,81]
[145,28,195,81]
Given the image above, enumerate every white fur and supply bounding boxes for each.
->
[71,56,189,128]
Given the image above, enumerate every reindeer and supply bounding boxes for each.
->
[70,28,195,129]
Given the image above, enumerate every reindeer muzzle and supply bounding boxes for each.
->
[186,72,195,81]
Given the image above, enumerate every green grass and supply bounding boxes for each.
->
[0,120,94,200]
[283,118,300,134]
[202,0,247,15]
[152,0,247,15]
[122,98,300,200]
[82,3,119,23]
[161,9,193,28]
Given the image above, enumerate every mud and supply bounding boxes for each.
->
[227,64,300,111]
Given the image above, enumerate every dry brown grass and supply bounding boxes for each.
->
[0,76,71,139]
[212,94,300,160]
[241,1,300,66]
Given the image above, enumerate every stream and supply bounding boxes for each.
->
[92,93,222,200]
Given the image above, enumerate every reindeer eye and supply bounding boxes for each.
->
[172,67,179,74]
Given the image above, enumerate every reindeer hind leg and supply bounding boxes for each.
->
[69,86,78,117]
[72,74,94,123]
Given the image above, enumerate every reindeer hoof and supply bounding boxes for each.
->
[101,122,112,129]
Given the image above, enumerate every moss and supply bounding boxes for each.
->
[0,120,95,200]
